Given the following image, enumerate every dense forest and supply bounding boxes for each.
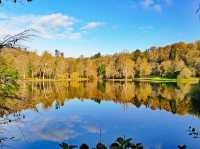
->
[0,41,200,81]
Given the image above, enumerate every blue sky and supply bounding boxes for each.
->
[0,0,200,57]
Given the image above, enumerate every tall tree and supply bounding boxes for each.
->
[136,57,151,77]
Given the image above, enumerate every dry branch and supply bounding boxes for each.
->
[0,29,35,51]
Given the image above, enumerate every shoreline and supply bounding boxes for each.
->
[133,77,200,83]
[18,77,200,83]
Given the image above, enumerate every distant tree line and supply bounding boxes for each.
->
[0,41,200,81]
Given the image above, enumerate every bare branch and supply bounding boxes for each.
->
[0,29,36,51]
[0,0,32,4]
[196,3,200,20]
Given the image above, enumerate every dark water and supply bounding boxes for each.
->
[0,81,200,149]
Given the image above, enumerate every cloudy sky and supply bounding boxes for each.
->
[0,0,199,57]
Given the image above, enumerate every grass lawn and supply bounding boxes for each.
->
[133,77,200,83]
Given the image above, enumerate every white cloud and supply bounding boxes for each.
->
[140,0,172,12]
[0,13,81,40]
[0,13,105,41]
[81,22,104,30]
[141,0,162,12]
[142,0,154,8]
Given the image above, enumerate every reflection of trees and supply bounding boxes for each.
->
[0,112,26,149]
[97,81,106,93]
[0,81,199,118]
[0,136,15,149]
[189,83,200,117]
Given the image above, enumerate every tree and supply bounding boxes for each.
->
[91,52,101,59]
[55,49,61,57]
[115,55,135,80]
[0,65,19,97]
[136,57,151,77]
[131,49,141,61]
[97,64,106,79]
[173,58,185,77]
[106,58,116,80]
[27,52,40,78]
[160,60,173,77]
[178,67,192,79]
[55,56,67,79]
[84,60,97,80]
[14,54,29,79]
[39,51,55,79]
[1,38,200,81]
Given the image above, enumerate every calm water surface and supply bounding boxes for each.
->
[0,81,200,149]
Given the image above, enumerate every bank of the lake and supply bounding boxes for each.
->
[133,77,200,83]
[21,78,90,82]
[21,77,200,84]
[104,77,200,83]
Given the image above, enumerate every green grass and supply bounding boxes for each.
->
[133,77,200,83]
[133,77,176,83]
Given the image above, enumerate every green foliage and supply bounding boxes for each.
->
[97,64,106,78]
[91,52,101,59]
[0,66,19,97]
[170,49,177,60]
[170,100,177,114]
[97,81,106,93]
[189,84,200,117]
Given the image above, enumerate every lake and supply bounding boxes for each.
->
[0,81,200,149]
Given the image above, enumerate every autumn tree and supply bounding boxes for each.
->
[39,51,55,79]
[160,60,173,77]
[136,57,151,77]
[115,54,135,80]
[106,58,116,80]
[1,39,200,81]
[178,67,192,79]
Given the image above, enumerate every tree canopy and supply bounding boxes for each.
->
[1,41,200,81]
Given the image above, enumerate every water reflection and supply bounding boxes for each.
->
[0,81,200,149]
[0,81,200,118]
